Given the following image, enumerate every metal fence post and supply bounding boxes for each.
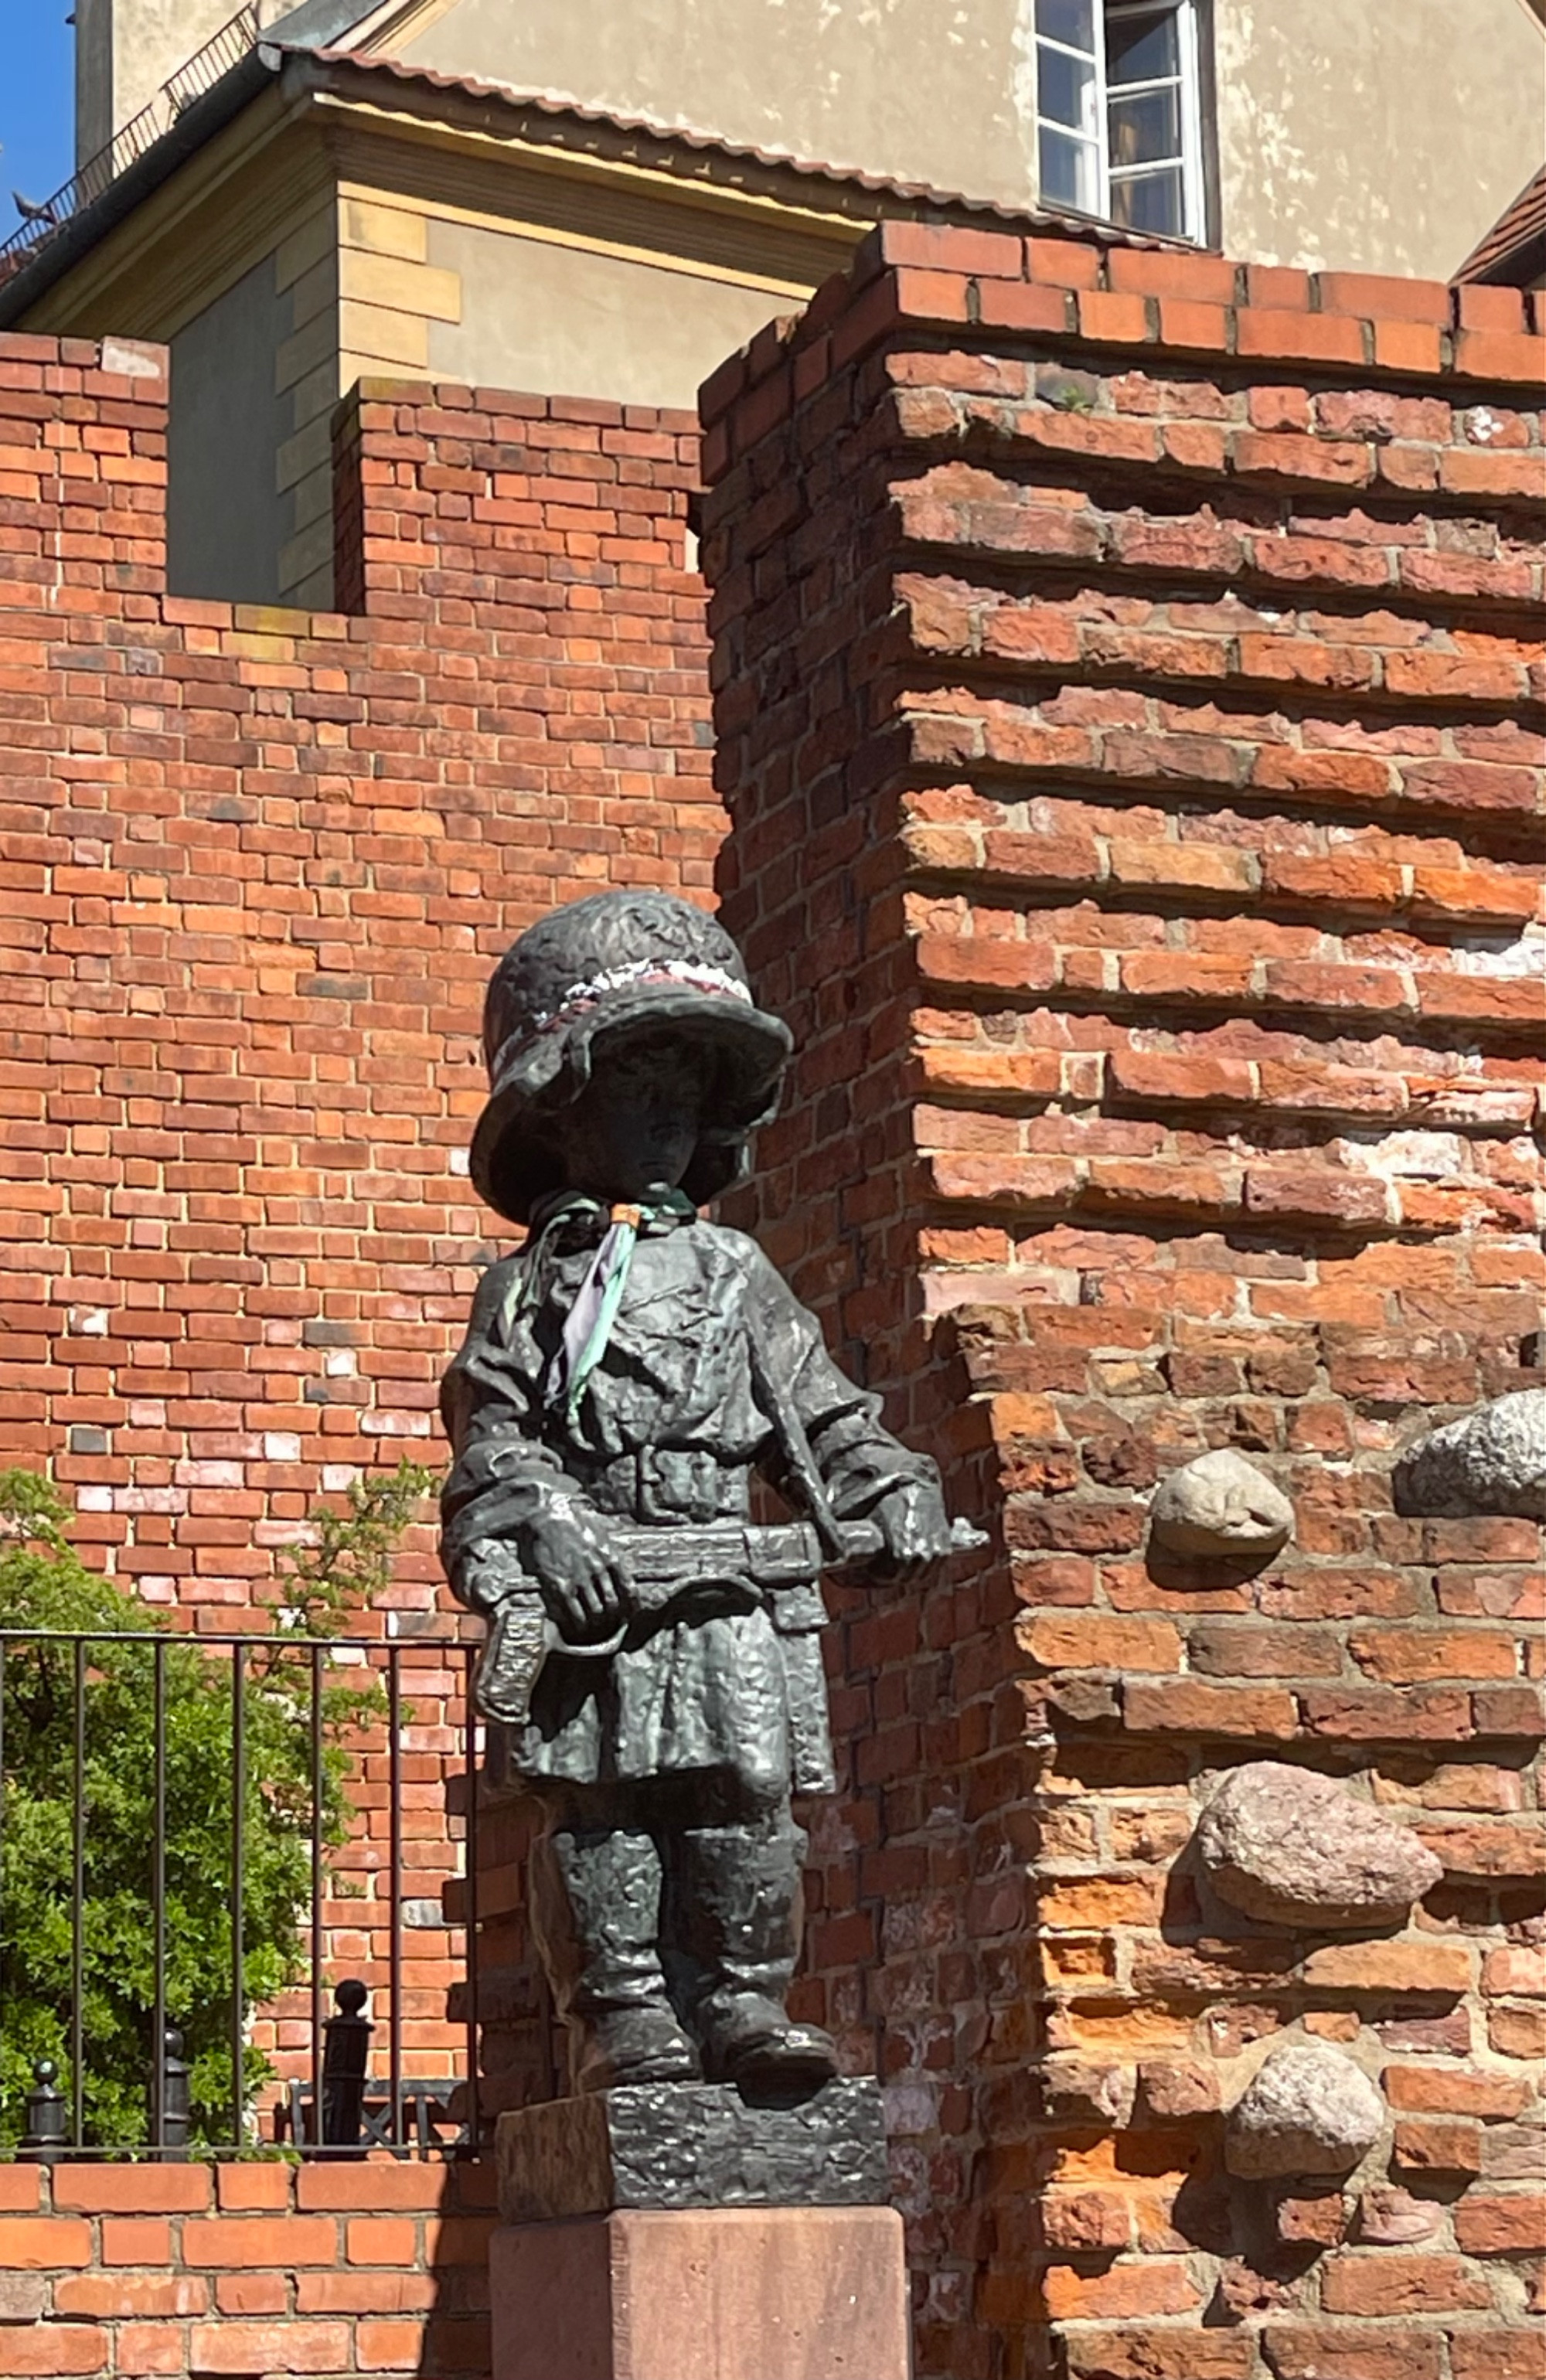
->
[155,2025,190,2160]
[230,1641,247,2147]
[321,1978,373,2150]
[20,2059,67,2164]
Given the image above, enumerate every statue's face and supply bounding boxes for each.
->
[555,1033,710,1203]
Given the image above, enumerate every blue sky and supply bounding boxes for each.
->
[2,3,76,221]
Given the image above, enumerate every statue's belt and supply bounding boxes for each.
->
[469,1515,985,1725]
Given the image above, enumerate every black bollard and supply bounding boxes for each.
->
[320,1979,372,2151]
[20,2058,67,2164]
[159,2026,191,2160]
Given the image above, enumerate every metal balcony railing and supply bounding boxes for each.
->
[0,1627,480,2160]
[0,6,264,283]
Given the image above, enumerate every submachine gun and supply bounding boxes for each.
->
[470,1513,987,1725]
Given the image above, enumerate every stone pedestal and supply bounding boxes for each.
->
[491,2205,911,2380]
[490,2082,910,2378]
[497,2080,890,2219]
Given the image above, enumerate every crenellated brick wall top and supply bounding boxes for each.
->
[0,344,716,1596]
[700,220,1546,458]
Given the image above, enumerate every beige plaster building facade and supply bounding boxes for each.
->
[7,0,1542,607]
[380,0,1546,280]
[68,0,1546,274]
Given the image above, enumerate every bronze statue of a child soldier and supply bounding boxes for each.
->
[440,890,959,2096]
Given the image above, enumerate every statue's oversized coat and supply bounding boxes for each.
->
[440,1206,935,1799]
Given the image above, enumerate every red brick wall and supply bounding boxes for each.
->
[1,339,713,1588]
[0,2160,494,2380]
[0,335,717,2108]
[702,226,1544,2380]
[4,247,1544,2380]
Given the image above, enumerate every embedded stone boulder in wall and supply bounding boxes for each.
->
[1225,2041,1385,2179]
[1393,1387,1546,1521]
[1148,1449,1295,1561]
[1197,1762,1442,1930]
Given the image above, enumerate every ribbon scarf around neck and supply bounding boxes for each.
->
[523,1190,695,1423]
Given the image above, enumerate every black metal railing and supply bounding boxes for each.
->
[0,1629,479,2158]
[0,6,262,281]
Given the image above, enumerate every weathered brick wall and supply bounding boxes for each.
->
[4,244,1543,2380]
[0,2160,494,2379]
[702,225,1544,2380]
[0,334,717,2108]
[2,340,712,1572]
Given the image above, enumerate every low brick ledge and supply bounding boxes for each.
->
[0,2160,495,2376]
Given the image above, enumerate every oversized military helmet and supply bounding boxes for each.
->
[469,890,792,1225]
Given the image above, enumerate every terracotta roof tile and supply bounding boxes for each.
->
[309,43,1184,248]
[1454,162,1546,284]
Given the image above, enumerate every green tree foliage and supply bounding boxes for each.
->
[0,1462,436,2152]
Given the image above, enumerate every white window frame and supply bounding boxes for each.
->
[1034,0,1207,246]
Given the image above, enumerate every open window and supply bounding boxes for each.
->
[1034,0,1211,243]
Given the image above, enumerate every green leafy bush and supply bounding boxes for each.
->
[0,1462,435,2152]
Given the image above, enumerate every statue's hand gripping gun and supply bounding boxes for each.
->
[467,1514,986,1725]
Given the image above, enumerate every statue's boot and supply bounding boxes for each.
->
[530,1816,700,2092]
[672,1810,839,2091]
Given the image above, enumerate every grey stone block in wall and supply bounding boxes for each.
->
[1148,1449,1295,1560]
[1225,2042,1384,2179]
[1197,1761,1442,1931]
[1393,1387,1546,1520]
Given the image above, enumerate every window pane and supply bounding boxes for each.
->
[1107,5,1181,83]
[1039,127,1102,212]
[1109,165,1185,233]
[1040,45,1101,135]
[1108,87,1181,166]
[1037,0,1096,54]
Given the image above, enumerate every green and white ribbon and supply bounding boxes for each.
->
[524,1190,694,1424]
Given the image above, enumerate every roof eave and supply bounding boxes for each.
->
[1463,227,1546,286]
[305,46,1189,244]
[0,43,283,325]
[1452,163,1546,285]
[0,32,1192,329]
